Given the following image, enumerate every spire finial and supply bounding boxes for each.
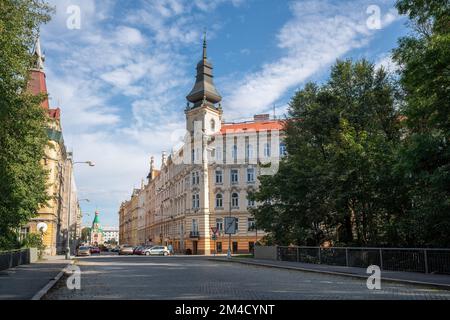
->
[203,29,207,59]
[33,36,45,71]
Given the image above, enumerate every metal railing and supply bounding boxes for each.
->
[277,246,450,274]
[0,249,30,271]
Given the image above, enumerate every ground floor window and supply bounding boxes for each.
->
[216,242,222,253]
[249,241,255,253]
[232,241,238,253]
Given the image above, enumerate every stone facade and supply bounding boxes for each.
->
[118,38,285,255]
[24,39,82,256]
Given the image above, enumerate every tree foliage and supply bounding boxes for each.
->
[0,0,53,249]
[392,0,450,246]
[251,0,450,248]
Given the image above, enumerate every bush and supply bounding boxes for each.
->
[21,233,45,259]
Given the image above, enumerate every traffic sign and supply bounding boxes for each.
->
[224,217,237,235]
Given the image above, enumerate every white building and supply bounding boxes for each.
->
[102,226,119,244]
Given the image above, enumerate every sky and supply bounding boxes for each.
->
[39,0,409,228]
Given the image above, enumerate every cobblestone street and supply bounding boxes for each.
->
[44,256,450,300]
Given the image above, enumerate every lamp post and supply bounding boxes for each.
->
[66,160,95,260]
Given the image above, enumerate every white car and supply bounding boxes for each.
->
[149,246,170,256]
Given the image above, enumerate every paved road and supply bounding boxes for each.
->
[44,255,450,300]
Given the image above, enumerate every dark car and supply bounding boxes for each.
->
[90,246,101,254]
[133,246,144,255]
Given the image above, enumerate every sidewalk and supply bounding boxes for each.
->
[209,257,450,289]
[0,255,72,300]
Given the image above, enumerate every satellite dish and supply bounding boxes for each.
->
[37,222,48,233]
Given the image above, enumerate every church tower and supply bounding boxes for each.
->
[90,211,104,246]
[27,38,50,109]
[185,33,223,136]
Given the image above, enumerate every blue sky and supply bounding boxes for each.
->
[39,0,408,228]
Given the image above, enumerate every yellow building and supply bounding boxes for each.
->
[24,39,81,256]
[119,37,285,255]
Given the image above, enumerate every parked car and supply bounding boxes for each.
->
[119,245,134,255]
[77,246,91,257]
[110,246,120,253]
[90,246,101,254]
[133,246,145,255]
[149,246,170,256]
[141,246,154,256]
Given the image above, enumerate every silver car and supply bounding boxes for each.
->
[149,246,170,256]
[77,246,91,256]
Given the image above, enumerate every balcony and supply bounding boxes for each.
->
[189,231,200,238]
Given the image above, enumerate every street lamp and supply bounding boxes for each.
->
[66,160,95,260]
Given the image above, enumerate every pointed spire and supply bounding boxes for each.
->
[186,32,222,108]
[27,36,49,109]
[32,37,45,71]
[203,30,207,60]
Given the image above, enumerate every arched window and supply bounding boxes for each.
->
[231,192,239,208]
[215,194,223,208]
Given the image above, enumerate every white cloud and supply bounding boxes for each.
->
[223,0,400,120]
[39,0,402,227]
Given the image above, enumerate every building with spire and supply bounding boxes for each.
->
[119,36,286,254]
[23,38,82,256]
[90,211,104,246]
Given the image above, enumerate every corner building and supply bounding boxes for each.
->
[119,37,285,255]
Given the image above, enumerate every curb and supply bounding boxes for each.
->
[30,260,74,300]
[209,258,450,291]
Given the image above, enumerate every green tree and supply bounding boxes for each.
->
[250,60,403,246]
[0,0,53,249]
[392,0,450,246]
[81,227,91,243]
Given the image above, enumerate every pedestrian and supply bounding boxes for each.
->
[168,244,173,256]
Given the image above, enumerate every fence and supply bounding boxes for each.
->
[277,246,450,274]
[0,249,31,271]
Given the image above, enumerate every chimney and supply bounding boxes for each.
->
[254,114,270,122]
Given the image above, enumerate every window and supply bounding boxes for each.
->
[215,194,223,208]
[192,193,200,209]
[246,144,254,161]
[216,242,222,253]
[280,142,287,157]
[235,218,239,231]
[192,172,200,185]
[247,218,256,231]
[249,242,255,253]
[247,167,255,183]
[210,119,216,131]
[232,241,238,253]
[231,193,239,208]
[216,218,223,232]
[231,145,238,161]
[231,169,239,184]
[192,219,198,232]
[247,198,255,207]
[216,146,222,161]
[264,143,271,157]
[215,170,223,184]
[191,149,195,163]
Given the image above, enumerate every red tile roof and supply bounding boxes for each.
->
[220,120,284,134]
